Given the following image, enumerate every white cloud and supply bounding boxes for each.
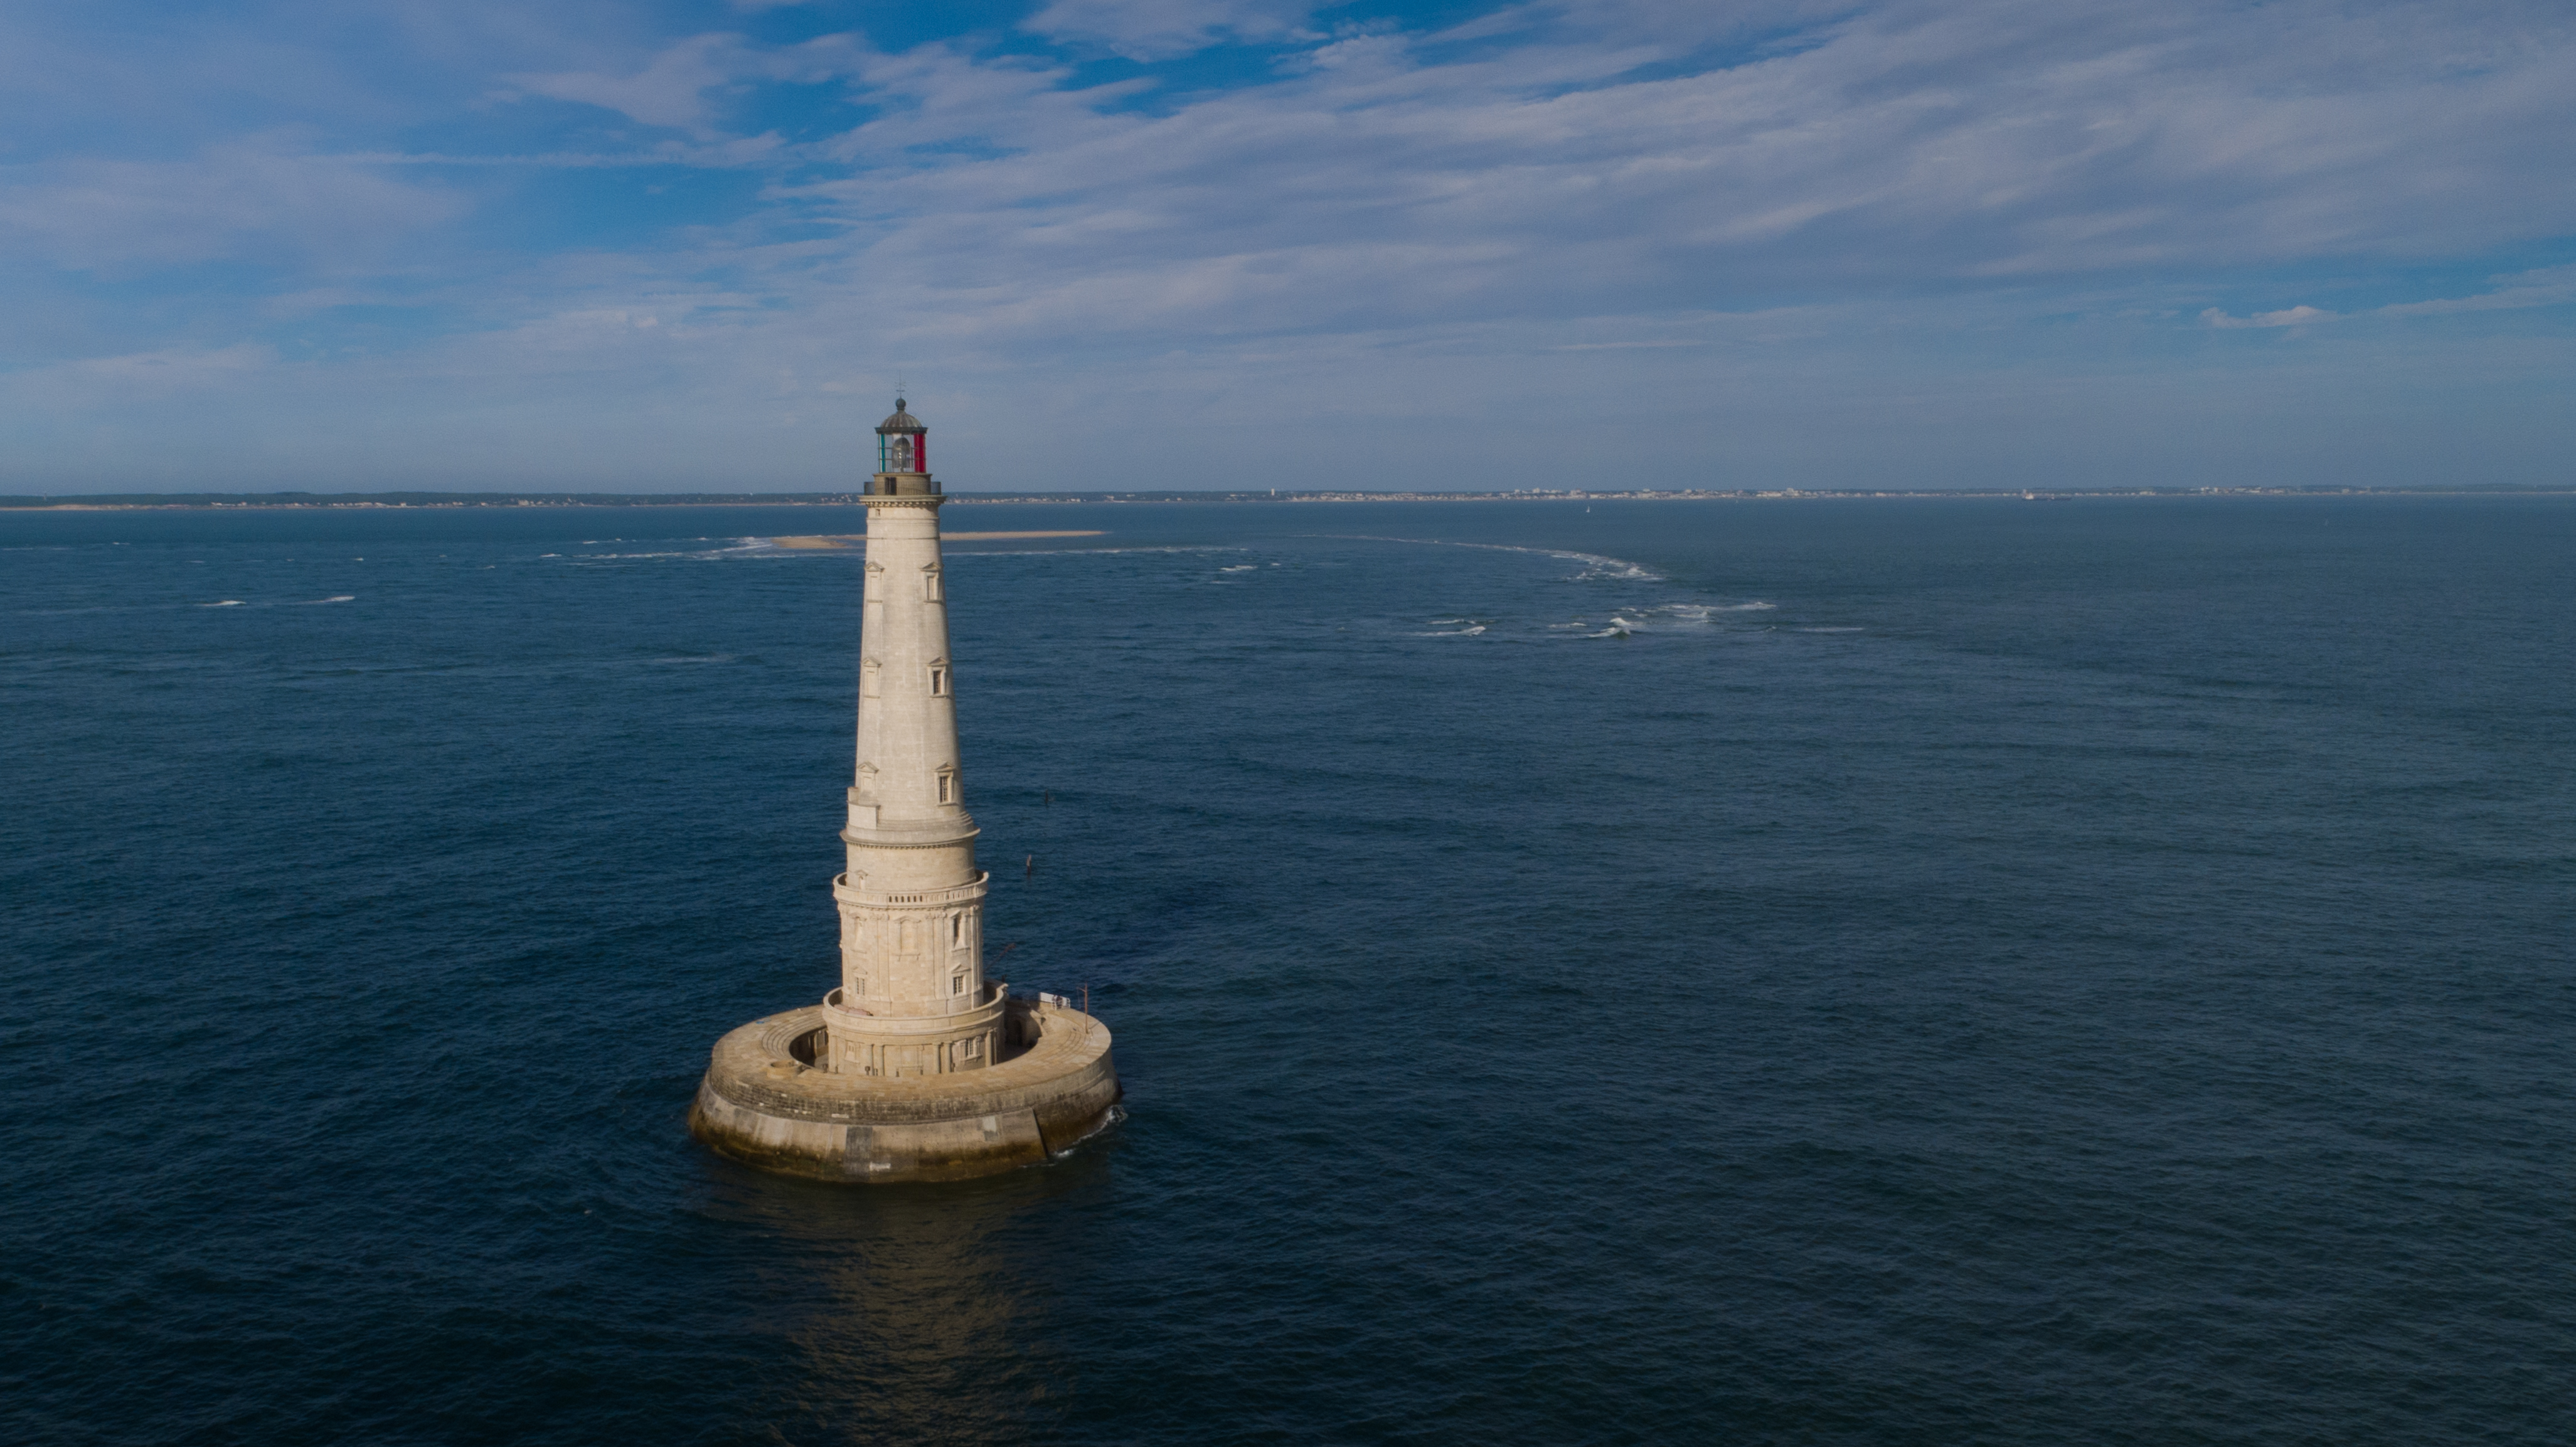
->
[2201,305,2338,329]
[501,33,863,137]
[2203,267,2576,329]
[747,0,2576,351]
[68,343,277,385]
[1022,0,1322,61]
[0,146,465,270]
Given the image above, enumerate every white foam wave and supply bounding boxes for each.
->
[201,600,243,607]
[297,595,356,605]
[572,538,775,561]
[1326,534,1666,582]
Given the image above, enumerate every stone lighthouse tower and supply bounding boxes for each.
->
[689,398,1120,1182]
[821,398,1001,1077]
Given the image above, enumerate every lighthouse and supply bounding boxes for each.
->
[689,398,1121,1182]
[822,398,1001,1077]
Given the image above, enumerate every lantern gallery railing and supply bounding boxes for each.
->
[865,474,940,496]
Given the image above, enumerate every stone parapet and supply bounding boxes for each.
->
[820,983,1007,1075]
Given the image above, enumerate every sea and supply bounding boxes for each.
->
[3,496,2570,1445]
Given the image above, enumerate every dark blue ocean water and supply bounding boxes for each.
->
[4,497,2572,1445]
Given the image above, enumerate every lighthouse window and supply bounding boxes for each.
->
[950,915,964,945]
[923,566,944,602]
[864,563,883,600]
[937,770,957,803]
[929,663,949,696]
[951,973,966,996]
[861,659,880,697]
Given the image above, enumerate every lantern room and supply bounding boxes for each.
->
[876,398,927,475]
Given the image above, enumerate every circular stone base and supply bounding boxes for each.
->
[689,997,1119,1183]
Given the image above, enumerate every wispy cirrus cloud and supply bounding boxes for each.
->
[0,145,465,271]
[499,31,867,138]
[2202,265,2576,329]
[1023,0,1324,60]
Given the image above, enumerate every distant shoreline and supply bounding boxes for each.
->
[6,485,2573,511]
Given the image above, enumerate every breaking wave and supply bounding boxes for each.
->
[1328,534,1665,582]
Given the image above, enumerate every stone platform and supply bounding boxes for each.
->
[689,996,1120,1183]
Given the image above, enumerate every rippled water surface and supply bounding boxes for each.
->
[4,497,2572,1444]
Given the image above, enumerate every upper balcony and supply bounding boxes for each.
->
[865,473,940,497]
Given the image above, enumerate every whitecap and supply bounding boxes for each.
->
[1321,534,1665,582]
[571,538,774,562]
[201,600,243,607]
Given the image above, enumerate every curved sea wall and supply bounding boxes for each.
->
[690,997,1119,1183]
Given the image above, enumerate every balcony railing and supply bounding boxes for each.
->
[834,871,989,907]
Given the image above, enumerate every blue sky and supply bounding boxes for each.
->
[4,0,2572,492]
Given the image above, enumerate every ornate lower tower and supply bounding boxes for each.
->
[689,398,1120,1183]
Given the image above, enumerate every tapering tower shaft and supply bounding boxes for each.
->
[818,405,1004,1076]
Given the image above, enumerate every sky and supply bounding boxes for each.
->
[3,0,2573,494]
